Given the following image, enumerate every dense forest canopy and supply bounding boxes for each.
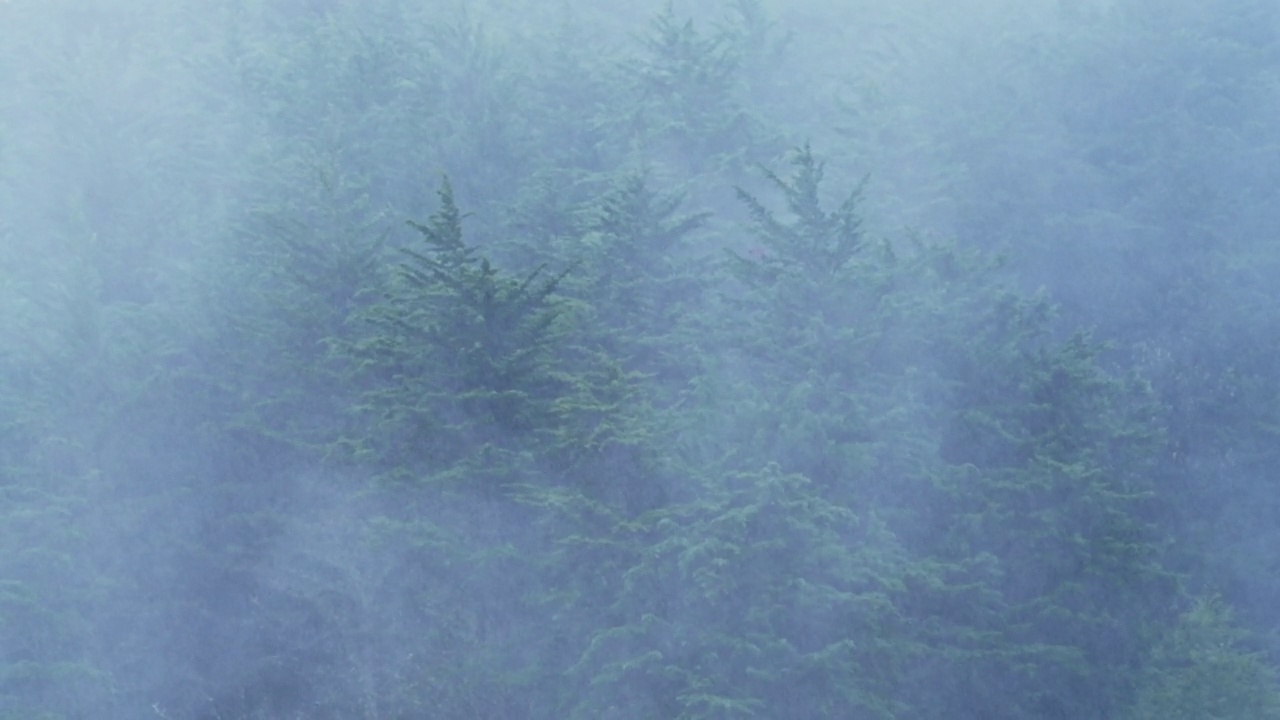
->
[2,0,1280,717]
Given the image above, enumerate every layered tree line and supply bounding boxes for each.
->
[2,0,1279,717]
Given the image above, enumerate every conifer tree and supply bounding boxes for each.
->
[1126,595,1280,720]
[720,144,894,497]
[919,299,1179,718]
[570,171,710,390]
[625,3,765,175]
[349,177,572,480]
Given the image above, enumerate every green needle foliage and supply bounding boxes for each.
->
[2,2,1279,718]
[350,177,574,479]
[565,464,913,720]
[1126,595,1280,720]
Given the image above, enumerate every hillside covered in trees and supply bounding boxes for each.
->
[2,0,1280,717]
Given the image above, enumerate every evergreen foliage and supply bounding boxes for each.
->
[568,170,710,389]
[1126,595,1280,720]
[1,1,1278,718]
[350,177,574,478]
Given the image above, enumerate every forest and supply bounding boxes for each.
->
[2,0,1280,717]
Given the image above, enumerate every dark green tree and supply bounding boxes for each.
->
[564,464,914,720]
[569,171,710,389]
[349,177,573,481]
[919,301,1179,719]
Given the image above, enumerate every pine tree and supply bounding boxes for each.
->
[349,177,573,481]
[564,464,914,719]
[1126,595,1280,720]
[920,298,1179,718]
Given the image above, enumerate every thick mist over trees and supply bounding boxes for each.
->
[2,0,1280,717]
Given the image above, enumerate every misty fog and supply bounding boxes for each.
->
[2,0,1280,717]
